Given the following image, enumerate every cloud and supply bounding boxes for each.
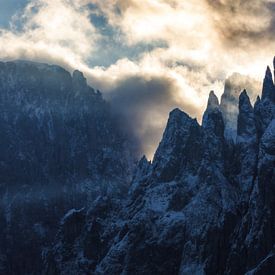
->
[0,0,274,158]
[205,0,275,47]
[0,0,99,70]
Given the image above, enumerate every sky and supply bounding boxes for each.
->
[0,0,274,158]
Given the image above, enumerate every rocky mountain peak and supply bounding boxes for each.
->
[262,65,274,101]
[265,65,272,78]
[168,107,190,121]
[202,91,223,132]
[207,90,219,111]
[154,108,197,141]
[254,58,275,136]
[237,89,256,138]
[239,89,253,112]
[152,108,201,181]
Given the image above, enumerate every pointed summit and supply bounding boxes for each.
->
[237,90,255,137]
[202,92,225,165]
[207,90,219,111]
[239,90,253,112]
[262,66,274,100]
[202,91,222,128]
[152,108,201,181]
[266,65,272,78]
[158,108,195,141]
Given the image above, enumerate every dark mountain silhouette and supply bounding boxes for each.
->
[0,58,274,274]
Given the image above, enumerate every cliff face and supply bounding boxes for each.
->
[0,58,275,275]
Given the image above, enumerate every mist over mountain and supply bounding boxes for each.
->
[0,57,274,275]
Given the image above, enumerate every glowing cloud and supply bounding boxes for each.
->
[0,0,274,157]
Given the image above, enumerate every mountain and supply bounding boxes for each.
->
[44,59,274,275]
[0,60,134,187]
[0,60,135,274]
[0,58,274,275]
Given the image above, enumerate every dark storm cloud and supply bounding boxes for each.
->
[105,75,198,158]
[205,0,275,46]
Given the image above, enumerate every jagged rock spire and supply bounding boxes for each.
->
[237,90,256,137]
[202,90,221,128]
[207,90,219,110]
[255,58,275,136]
[72,70,86,84]
[152,108,202,181]
[262,66,274,100]
[239,90,253,112]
